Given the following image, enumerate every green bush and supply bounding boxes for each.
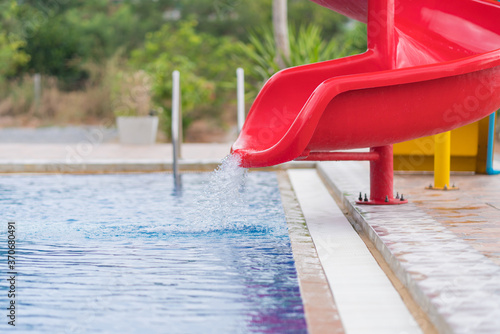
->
[236,22,367,96]
[0,33,30,81]
[0,1,30,82]
[336,21,368,58]
[23,16,90,90]
[131,18,368,139]
[131,20,244,137]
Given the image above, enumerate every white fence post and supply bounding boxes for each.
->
[172,70,182,188]
[34,73,41,112]
[237,68,245,133]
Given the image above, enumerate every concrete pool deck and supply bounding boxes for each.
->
[0,143,315,172]
[317,160,500,334]
[0,143,233,172]
[286,170,423,334]
[2,142,500,333]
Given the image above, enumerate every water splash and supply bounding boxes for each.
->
[193,154,250,232]
[139,157,285,236]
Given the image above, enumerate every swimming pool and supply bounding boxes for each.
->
[0,170,307,333]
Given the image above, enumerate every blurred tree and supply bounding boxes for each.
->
[288,0,348,37]
[237,20,367,97]
[273,0,290,68]
[175,0,272,40]
[0,1,30,81]
[336,21,367,57]
[23,15,90,90]
[130,20,244,136]
[173,0,346,42]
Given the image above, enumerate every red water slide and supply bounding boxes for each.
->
[232,0,500,204]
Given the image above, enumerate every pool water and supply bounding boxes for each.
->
[0,166,307,333]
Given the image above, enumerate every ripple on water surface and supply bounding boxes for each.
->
[0,156,306,333]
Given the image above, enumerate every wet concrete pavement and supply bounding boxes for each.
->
[319,160,500,334]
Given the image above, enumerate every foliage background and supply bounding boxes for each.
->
[0,0,367,141]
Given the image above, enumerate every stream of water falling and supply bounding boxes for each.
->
[193,154,249,230]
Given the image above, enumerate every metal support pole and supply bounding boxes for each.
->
[297,151,380,161]
[357,145,407,205]
[172,70,181,188]
[299,146,407,205]
[486,111,500,174]
[34,73,41,113]
[237,68,245,133]
[431,131,457,189]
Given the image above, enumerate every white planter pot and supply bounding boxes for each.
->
[117,116,159,145]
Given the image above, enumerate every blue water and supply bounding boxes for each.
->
[0,167,307,333]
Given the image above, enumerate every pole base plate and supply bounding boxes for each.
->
[426,185,459,191]
[356,198,408,205]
